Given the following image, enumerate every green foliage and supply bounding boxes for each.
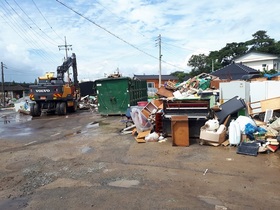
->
[170,71,188,82]
[187,30,280,76]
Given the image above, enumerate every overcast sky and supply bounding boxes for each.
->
[0,0,280,83]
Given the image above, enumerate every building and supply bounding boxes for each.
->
[210,63,260,80]
[133,74,179,96]
[233,51,280,71]
[0,84,29,106]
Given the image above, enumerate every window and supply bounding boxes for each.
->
[147,82,155,88]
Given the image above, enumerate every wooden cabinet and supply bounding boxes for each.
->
[171,115,189,146]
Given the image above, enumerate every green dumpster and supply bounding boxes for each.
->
[95,77,147,115]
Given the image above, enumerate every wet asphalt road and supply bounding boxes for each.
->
[0,109,280,210]
[0,109,104,144]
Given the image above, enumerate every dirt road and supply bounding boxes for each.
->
[0,110,280,209]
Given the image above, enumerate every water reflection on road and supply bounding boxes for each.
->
[0,109,32,135]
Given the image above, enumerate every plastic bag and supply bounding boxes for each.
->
[130,107,153,132]
[235,116,257,134]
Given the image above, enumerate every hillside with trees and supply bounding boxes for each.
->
[172,30,280,80]
[188,30,280,76]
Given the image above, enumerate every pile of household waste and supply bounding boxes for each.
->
[14,96,31,115]
[78,95,98,112]
[120,76,280,156]
[156,73,220,100]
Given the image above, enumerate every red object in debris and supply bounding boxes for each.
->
[137,101,148,107]
[267,145,279,152]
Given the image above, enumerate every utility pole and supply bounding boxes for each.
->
[1,62,7,107]
[58,36,72,59]
[156,34,162,88]
[58,36,72,82]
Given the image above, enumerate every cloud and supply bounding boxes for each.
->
[0,0,280,82]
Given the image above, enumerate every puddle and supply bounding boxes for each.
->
[15,128,33,136]
[0,111,32,125]
[86,121,99,129]
[108,179,140,188]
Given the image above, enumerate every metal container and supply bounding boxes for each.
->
[95,77,147,115]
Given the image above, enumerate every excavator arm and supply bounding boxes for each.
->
[57,53,78,87]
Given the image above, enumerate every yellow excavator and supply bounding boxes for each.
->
[29,53,79,116]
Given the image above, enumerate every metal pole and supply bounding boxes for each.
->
[1,62,5,107]
[158,34,162,88]
[58,36,72,83]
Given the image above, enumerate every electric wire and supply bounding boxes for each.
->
[31,0,64,43]
[14,0,59,46]
[56,0,187,71]
[94,0,148,39]
[4,0,58,62]
[0,2,50,61]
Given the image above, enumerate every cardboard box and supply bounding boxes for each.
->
[199,125,226,144]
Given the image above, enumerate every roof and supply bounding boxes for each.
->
[234,51,280,62]
[133,74,178,81]
[3,85,29,91]
[210,63,260,80]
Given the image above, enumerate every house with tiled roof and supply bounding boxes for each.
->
[210,63,260,80]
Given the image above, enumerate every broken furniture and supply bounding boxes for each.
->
[171,115,189,146]
[162,98,212,138]
[247,96,280,115]
[214,96,246,124]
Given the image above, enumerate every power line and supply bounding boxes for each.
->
[94,0,148,39]
[31,0,64,42]
[0,2,49,60]
[13,0,59,46]
[56,0,158,60]
[56,0,187,71]
[1,1,58,62]
[161,40,195,51]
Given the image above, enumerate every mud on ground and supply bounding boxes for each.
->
[0,110,280,210]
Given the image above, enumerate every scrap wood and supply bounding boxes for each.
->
[222,140,230,147]
[165,80,177,90]
[199,140,220,147]
[134,130,151,143]
[156,86,174,98]
[135,137,146,143]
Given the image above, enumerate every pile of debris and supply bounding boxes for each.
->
[121,74,280,156]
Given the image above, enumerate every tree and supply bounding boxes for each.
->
[246,30,275,52]
[187,54,209,76]
[187,30,280,76]
[170,71,188,82]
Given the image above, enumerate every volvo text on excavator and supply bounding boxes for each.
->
[29,53,79,117]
